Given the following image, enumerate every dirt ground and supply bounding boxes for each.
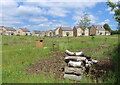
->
[26,47,114,82]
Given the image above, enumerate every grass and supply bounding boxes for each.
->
[1,35,119,83]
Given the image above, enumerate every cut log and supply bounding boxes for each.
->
[64,66,84,75]
[64,74,82,81]
[65,56,86,62]
[92,59,98,64]
[65,50,84,56]
[68,61,83,67]
[85,64,91,67]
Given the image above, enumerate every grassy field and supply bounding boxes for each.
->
[1,35,119,83]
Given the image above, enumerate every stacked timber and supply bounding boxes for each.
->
[63,50,98,81]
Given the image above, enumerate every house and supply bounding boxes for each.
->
[73,26,89,37]
[89,25,105,36]
[39,31,47,37]
[32,31,40,37]
[46,30,53,37]
[1,26,16,35]
[105,31,111,35]
[59,27,73,37]
[16,28,31,36]
[54,27,60,36]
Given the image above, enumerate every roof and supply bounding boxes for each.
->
[3,27,16,31]
[93,25,105,31]
[19,28,30,32]
[40,31,45,33]
[60,27,73,31]
[74,26,87,30]
[33,31,40,34]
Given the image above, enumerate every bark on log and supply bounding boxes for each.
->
[65,56,86,62]
[64,74,82,81]
[64,66,84,75]
[92,59,98,64]
[68,61,83,67]
[65,50,84,56]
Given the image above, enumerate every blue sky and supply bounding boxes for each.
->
[1,0,118,32]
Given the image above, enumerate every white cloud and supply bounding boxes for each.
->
[98,19,110,25]
[47,7,70,17]
[29,17,48,23]
[105,7,115,14]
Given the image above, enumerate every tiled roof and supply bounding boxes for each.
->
[34,31,40,34]
[60,27,73,31]
[19,28,30,32]
[93,25,105,31]
[4,27,16,31]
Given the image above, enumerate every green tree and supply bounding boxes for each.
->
[77,13,91,31]
[103,23,112,32]
[107,0,120,28]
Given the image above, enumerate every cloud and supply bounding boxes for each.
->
[98,19,110,25]
[29,17,48,23]
[105,7,115,14]
[47,7,70,17]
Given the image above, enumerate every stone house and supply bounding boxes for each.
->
[1,26,16,35]
[73,26,89,37]
[32,31,40,37]
[59,27,73,37]
[89,25,105,36]
[16,28,31,36]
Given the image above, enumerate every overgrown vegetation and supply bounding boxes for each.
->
[2,35,118,83]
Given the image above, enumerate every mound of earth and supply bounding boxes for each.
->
[26,52,67,79]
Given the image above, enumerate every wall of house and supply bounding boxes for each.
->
[47,31,53,37]
[89,26,96,36]
[62,31,73,37]
[73,27,77,37]
[77,28,83,36]
[55,28,60,36]
[96,30,105,35]
[84,28,89,36]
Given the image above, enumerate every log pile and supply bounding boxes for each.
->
[63,50,98,81]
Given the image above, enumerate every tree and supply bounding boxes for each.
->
[77,13,91,31]
[103,23,112,32]
[107,0,120,29]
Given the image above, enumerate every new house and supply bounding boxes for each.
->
[39,31,47,37]
[59,27,73,37]
[73,26,89,37]
[1,26,16,35]
[16,28,31,36]
[46,30,53,37]
[89,25,105,36]
[32,31,40,37]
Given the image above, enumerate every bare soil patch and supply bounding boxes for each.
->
[26,52,67,79]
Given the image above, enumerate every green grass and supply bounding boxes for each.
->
[1,35,119,83]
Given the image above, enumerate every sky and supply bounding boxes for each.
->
[0,0,119,32]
